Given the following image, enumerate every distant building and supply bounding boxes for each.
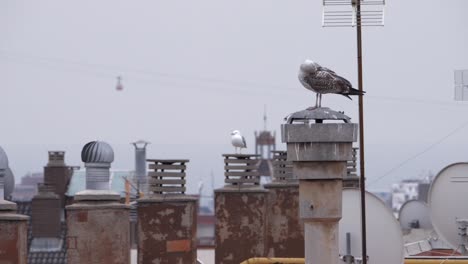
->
[391,179,430,214]
[11,172,44,201]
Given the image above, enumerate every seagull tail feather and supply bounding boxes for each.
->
[341,88,365,100]
[347,87,366,96]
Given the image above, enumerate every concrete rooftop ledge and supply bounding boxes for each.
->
[215,185,269,193]
[0,200,17,211]
[264,181,299,188]
[66,201,130,210]
[0,212,29,221]
[74,189,120,201]
[138,194,198,203]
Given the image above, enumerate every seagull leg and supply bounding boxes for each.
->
[315,93,319,108]
[318,94,322,108]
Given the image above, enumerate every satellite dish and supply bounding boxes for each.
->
[399,200,433,230]
[429,162,468,251]
[339,189,404,264]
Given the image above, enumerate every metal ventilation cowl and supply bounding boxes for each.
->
[81,141,114,163]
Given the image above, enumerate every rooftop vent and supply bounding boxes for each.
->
[271,151,294,182]
[147,159,189,195]
[284,107,351,124]
[223,154,260,187]
[81,141,114,190]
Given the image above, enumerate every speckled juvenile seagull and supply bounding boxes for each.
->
[298,59,365,108]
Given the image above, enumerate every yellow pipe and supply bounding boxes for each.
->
[240,258,468,264]
[405,259,468,264]
[240,258,305,264]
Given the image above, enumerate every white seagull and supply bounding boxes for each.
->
[231,130,247,154]
[298,59,365,108]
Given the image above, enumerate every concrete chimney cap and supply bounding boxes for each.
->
[0,146,8,169]
[81,141,114,163]
[284,107,351,124]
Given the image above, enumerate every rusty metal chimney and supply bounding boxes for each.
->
[215,154,268,264]
[264,150,304,258]
[0,145,29,264]
[137,159,198,263]
[66,141,130,264]
[132,140,150,195]
[282,107,357,264]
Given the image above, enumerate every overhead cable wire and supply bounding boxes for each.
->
[368,119,468,187]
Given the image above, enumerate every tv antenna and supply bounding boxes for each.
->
[454,70,468,101]
[321,1,386,263]
[116,75,123,91]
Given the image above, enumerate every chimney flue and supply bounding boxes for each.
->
[132,140,150,194]
[47,151,66,167]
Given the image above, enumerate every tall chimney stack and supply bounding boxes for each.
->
[43,151,71,208]
[282,108,357,264]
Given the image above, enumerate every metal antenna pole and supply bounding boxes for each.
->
[355,1,368,263]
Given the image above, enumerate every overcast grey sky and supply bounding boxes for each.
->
[1,0,467,193]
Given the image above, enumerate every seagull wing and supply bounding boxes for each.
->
[242,136,247,148]
[319,66,336,75]
[303,70,335,93]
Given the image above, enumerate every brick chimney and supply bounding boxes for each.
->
[264,150,304,258]
[215,154,268,264]
[31,183,61,238]
[138,159,198,264]
[44,151,72,206]
[66,141,130,264]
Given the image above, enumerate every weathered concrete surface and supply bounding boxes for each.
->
[304,221,339,264]
[299,180,342,221]
[294,161,347,180]
[0,201,29,264]
[286,142,353,162]
[215,188,268,264]
[137,195,198,264]
[264,183,304,258]
[281,123,358,143]
[66,201,130,264]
